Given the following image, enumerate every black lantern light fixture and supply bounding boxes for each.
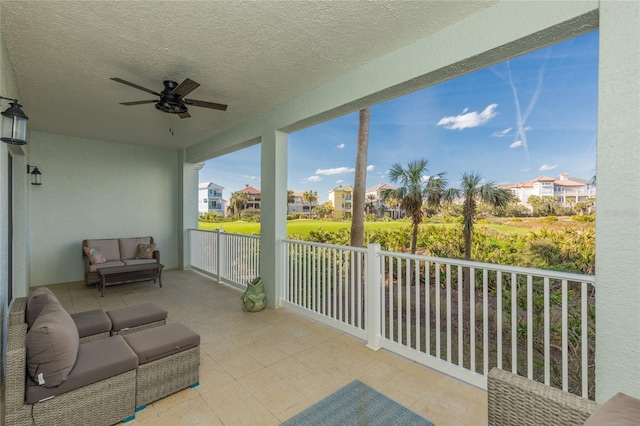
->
[1,95,29,145]
[27,165,42,186]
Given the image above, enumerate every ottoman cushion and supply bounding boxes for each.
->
[106,302,167,332]
[70,309,112,338]
[123,323,200,364]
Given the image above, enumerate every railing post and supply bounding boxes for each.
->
[216,229,223,283]
[366,243,382,350]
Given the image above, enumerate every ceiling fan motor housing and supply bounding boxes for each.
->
[155,80,188,114]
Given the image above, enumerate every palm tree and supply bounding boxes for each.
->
[287,190,295,213]
[230,191,248,219]
[351,107,370,248]
[366,193,377,215]
[302,190,317,218]
[449,172,513,261]
[381,159,450,254]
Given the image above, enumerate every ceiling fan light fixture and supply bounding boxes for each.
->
[155,101,188,114]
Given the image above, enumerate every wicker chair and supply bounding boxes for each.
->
[4,323,136,426]
[488,368,598,426]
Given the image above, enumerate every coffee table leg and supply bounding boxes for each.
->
[158,267,163,288]
[101,275,106,297]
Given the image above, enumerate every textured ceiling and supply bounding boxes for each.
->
[1,1,494,149]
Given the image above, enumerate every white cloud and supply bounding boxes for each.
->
[493,127,512,137]
[520,167,532,172]
[436,104,498,130]
[336,179,343,183]
[539,164,558,171]
[244,175,259,180]
[337,143,345,149]
[301,175,322,183]
[316,167,355,175]
[510,140,523,148]
[366,165,375,171]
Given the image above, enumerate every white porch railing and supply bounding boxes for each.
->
[283,240,595,398]
[189,230,595,398]
[189,229,260,290]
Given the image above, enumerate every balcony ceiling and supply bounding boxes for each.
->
[1,1,494,150]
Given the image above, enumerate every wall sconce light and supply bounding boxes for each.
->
[1,95,29,145]
[27,164,42,186]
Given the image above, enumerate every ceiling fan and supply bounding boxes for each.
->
[110,77,227,119]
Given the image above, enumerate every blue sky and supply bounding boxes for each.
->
[201,31,598,204]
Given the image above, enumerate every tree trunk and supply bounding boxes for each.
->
[350,108,370,248]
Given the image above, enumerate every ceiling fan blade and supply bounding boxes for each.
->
[184,98,228,111]
[111,78,161,96]
[171,78,200,98]
[178,111,191,119]
[120,100,157,106]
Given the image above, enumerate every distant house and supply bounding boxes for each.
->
[505,173,596,209]
[328,184,353,218]
[289,190,318,215]
[365,183,401,218]
[198,182,225,217]
[237,184,261,210]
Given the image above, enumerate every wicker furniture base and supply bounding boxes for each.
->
[5,323,137,426]
[112,319,166,336]
[488,368,598,426]
[135,346,200,408]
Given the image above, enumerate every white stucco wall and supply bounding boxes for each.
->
[595,0,640,402]
[27,131,180,286]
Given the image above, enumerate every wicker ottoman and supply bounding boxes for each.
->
[106,302,167,336]
[123,322,200,410]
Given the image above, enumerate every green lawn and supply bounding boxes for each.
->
[197,219,529,236]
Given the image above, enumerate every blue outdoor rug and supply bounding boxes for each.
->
[282,380,433,426]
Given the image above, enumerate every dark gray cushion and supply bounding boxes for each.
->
[26,286,61,328]
[123,323,200,364]
[70,309,112,338]
[583,393,640,426]
[106,302,167,332]
[26,335,138,403]
[26,303,79,388]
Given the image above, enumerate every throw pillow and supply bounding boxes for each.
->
[83,246,106,264]
[26,287,61,328]
[135,243,156,259]
[26,303,80,388]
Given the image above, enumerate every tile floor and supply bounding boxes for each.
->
[47,269,488,426]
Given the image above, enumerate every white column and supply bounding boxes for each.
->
[595,0,640,402]
[179,150,199,270]
[260,130,288,308]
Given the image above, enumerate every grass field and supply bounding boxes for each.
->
[197,218,534,236]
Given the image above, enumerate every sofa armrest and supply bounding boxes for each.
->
[153,250,160,264]
[488,368,598,426]
[9,297,27,326]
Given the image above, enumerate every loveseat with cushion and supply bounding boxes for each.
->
[83,236,160,286]
[488,367,640,426]
[5,306,138,425]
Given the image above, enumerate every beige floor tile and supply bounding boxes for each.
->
[200,381,274,425]
[209,345,262,378]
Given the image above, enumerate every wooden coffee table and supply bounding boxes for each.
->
[96,263,164,297]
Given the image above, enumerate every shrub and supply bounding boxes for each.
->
[542,216,558,223]
[572,214,595,222]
